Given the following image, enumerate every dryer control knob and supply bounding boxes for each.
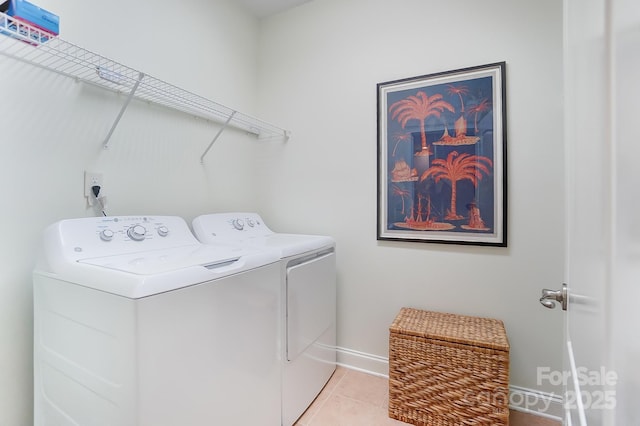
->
[127,225,146,241]
[99,229,114,241]
[157,226,169,237]
[232,219,245,230]
[247,218,255,227]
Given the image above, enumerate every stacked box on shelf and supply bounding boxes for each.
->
[1,0,58,44]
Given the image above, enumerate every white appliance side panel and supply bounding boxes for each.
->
[286,252,336,362]
[282,326,336,426]
[33,275,137,426]
[136,262,281,426]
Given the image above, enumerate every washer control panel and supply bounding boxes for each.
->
[96,216,176,244]
[47,216,199,260]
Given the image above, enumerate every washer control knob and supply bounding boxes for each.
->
[157,226,169,237]
[99,229,114,241]
[232,219,245,230]
[127,225,146,241]
[247,218,255,227]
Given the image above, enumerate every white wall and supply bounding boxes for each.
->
[0,1,262,424]
[0,0,565,423]
[256,0,565,398]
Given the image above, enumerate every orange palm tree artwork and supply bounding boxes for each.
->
[425,85,481,146]
[391,185,411,215]
[467,98,491,134]
[447,84,470,113]
[391,131,413,157]
[421,151,493,220]
[389,91,454,156]
[447,84,470,137]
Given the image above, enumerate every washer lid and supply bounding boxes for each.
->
[34,215,280,298]
[78,244,245,275]
[36,244,279,299]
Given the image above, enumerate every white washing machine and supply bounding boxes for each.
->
[33,215,282,426]
[192,212,336,426]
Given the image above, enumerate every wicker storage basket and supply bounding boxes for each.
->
[389,308,510,426]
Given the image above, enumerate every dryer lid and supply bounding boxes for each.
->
[242,234,334,258]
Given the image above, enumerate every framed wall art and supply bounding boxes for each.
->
[377,62,507,246]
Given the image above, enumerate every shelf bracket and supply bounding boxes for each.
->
[200,111,237,164]
[103,71,145,149]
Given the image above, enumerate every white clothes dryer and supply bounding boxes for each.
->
[33,215,281,426]
[192,212,336,426]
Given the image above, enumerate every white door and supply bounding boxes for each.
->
[545,0,640,424]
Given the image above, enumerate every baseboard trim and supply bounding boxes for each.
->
[508,385,563,421]
[336,346,563,422]
[336,346,389,377]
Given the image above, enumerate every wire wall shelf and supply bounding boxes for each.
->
[0,12,290,161]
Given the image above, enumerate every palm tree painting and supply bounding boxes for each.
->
[391,131,414,157]
[447,84,470,113]
[389,91,454,156]
[377,62,506,246]
[420,151,493,220]
[446,84,470,138]
[391,185,411,215]
[429,84,480,146]
[467,98,492,134]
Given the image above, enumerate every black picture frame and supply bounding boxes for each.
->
[377,62,507,246]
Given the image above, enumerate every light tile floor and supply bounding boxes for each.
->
[294,367,561,426]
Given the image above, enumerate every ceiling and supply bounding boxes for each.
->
[235,0,313,18]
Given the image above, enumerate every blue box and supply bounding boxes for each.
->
[7,0,58,35]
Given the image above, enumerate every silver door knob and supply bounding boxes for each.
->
[540,283,567,310]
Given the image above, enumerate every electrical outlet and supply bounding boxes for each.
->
[84,171,104,197]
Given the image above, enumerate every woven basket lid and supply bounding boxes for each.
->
[390,307,509,352]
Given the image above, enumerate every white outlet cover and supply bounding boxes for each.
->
[84,171,104,197]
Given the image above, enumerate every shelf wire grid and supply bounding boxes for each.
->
[0,12,288,140]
